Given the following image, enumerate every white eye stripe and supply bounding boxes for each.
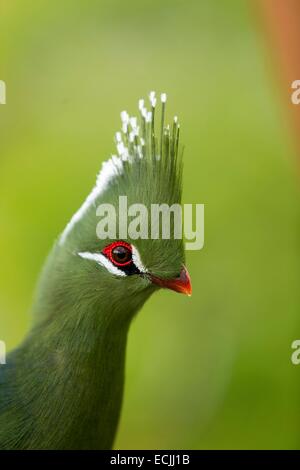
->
[132,245,146,273]
[78,244,147,277]
[78,252,126,277]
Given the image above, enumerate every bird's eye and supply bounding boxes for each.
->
[111,245,132,265]
[102,241,133,267]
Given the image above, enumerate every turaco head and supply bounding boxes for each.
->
[36,92,191,325]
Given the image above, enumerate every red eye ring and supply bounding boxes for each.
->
[102,241,133,267]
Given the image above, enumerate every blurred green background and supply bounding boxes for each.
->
[0,0,300,449]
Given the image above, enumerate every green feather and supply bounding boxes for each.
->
[0,92,185,449]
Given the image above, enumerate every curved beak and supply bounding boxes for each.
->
[149,266,192,296]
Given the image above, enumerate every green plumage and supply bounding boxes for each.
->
[0,93,185,449]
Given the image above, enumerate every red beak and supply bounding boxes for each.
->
[150,266,192,296]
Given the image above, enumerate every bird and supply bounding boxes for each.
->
[0,91,192,450]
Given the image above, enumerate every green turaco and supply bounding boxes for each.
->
[0,92,192,450]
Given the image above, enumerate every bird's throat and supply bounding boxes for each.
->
[5,296,135,449]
